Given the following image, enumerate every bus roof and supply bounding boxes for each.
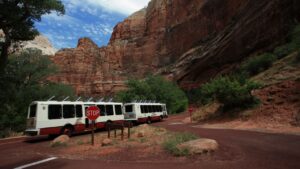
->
[124,102,166,106]
[30,101,123,105]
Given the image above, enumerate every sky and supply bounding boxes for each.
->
[35,0,150,49]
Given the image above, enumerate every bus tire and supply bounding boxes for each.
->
[160,115,163,121]
[147,117,151,124]
[61,125,74,137]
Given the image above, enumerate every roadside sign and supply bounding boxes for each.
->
[86,106,100,145]
[86,106,100,121]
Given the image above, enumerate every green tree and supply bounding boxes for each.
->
[0,49,74,137]
[0,0,64,71]
[116,76,188,114]
[193,75,260,112]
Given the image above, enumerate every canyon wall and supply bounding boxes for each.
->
[50,0,300,96]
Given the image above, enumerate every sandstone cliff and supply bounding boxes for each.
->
[50,0,300,96]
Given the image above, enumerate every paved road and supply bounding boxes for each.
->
[1,115,300,169]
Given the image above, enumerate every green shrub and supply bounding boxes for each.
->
[240,53,276,76]
[195,76,260,112]
[274,44,295,59]
[115,75,188,114]
[163,132,198,156]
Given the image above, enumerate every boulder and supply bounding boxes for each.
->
[177,138,218,155]
[137,131,145,137]
[102,138,113,146]
[52,135,70,145]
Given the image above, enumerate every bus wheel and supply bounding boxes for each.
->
[61,126,73,137]
[147,117,152,124]
[160,115,163,121]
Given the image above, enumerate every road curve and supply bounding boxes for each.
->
[0,115,300,169]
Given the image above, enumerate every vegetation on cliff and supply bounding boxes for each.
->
[115,76,188,114]
[188,24,300,120]
[0,49,74,138]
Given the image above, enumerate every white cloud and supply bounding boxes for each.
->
[63,0,150,16]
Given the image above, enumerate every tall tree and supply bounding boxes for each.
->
[0,0,64,72]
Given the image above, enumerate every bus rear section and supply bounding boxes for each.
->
[124,103,168,124]
[25,103,38,136]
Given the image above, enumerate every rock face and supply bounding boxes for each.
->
[50,0,300,96]
[21,35,57,55]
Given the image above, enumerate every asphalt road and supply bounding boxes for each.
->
[1,115,300,169]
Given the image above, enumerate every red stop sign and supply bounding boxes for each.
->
[86,106,100,121]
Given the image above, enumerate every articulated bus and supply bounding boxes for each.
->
[25,101,124,136]
[124,102,168,124]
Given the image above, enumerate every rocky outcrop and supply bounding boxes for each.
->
[49,38,126,96]
[50,0,300,96]
[21,35,57,55]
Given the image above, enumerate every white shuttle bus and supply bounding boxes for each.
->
[123,102,168,124]
[25,100,124,136]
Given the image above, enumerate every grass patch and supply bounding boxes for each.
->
[77,140,84,145]
[163,132,198,156]
[139,138,147,143]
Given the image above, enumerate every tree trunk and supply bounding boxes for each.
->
[0,41,10,73]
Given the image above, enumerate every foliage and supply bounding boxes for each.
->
[115,75,188,114]
[240,53,276,76]
[163,132,198,156]
[0,49,75,138]
[0,0,65,71]
[192,75,260,111]
[274,24,300,59]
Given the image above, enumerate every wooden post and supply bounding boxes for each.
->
[114,129,117,138]
[121,128,124,140]
[108,125,110,138]
[91,120,95,145]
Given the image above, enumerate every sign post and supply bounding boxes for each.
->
[86,106,100,146]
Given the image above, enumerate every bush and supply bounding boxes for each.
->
[195,76,260,112]
[115,75,188,114]
[274,44,295,59]
[240,53,276,76]
[163,132,198,156]
[0,49,75,138]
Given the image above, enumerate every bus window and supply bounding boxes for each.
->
[140,105,145,113]
[115,105,122,115]
[97,105,105,116]
[48,105,62,119]
[145,106,149,113]
[106,105,114,116]
[29,104,37,118]
[63,105,75,118]
[75,105,83,117]
[149,106,153,113]
[125,105,133,113]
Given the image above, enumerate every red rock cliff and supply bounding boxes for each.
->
[50,0,300,96]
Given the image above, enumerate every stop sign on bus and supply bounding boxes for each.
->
[86,106,100,121]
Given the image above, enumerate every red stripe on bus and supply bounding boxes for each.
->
[40,127,61,135]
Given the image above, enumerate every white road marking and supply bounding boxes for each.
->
[14,157,58,169]
[168,122,184,125]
